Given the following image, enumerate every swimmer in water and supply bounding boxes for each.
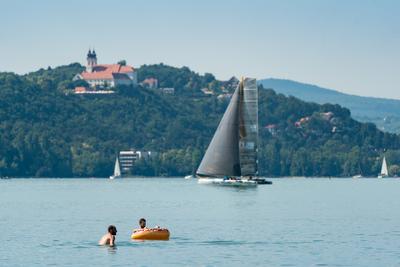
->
[99,225,117,246]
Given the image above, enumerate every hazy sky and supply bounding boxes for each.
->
[1,0,399,98]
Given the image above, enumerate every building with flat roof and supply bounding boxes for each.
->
[117,149,157,175]
[118,150,137,175]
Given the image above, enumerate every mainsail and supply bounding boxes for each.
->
[381,156,388,176]
[113,157,121,177]
[196,77,258,178]
[196,84,241,177]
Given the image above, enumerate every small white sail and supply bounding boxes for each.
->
[110,157,121,179]
[380,157,388,177]
[114,157,121,177]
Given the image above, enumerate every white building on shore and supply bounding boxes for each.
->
[117,149,157,175]
[119,151,137,175]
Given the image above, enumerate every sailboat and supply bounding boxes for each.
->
[378,156,388,178]
[196,77,267,187]
[109,157,121,179]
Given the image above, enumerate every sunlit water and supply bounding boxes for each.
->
[1,178,400,266]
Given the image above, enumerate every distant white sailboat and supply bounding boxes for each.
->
[378,156,388,178]
[109,157,121,179]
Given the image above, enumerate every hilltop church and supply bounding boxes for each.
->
[73,50,137,88]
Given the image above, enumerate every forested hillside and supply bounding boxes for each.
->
[260,78,400,133]
[1,63,400,177]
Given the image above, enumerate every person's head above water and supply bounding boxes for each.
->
[108,225,117,235]
[139,218,146,229]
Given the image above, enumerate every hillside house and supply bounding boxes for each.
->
[141,78,158,89]
[73,50,137,88]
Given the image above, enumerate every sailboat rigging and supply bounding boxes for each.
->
[196,77,269,186]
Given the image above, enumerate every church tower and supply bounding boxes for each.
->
[86,49,97,73]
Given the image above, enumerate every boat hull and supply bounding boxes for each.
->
[251,178,273,185]
[197,178,257,187]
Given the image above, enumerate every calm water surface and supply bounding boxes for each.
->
[1,178,399,266]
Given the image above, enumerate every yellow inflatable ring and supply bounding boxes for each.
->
[131,228,170,241]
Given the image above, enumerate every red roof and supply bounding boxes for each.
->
[75,86,87,92]
[112,73,131,80]
[81,64,134,80]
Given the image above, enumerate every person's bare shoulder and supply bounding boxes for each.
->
[99,234,111,245]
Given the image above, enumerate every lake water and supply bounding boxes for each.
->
[1,178,399,267]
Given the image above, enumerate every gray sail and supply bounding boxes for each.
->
[196,85,241,177]
[239,78,258,176]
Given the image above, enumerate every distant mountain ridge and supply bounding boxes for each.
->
[259,78,400,133]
